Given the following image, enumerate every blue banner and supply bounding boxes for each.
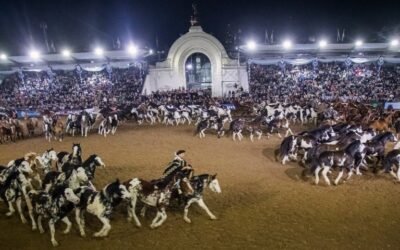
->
[17,110,41,118]
[384,102,400,110]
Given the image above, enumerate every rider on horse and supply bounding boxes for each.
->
[162,150,194,194]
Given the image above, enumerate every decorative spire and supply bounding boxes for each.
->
[190,3,199,26]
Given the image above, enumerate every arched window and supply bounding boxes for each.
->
[185,53,212,90]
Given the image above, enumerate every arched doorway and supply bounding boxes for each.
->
[185,53,212,90]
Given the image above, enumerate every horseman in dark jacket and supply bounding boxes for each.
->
[163,150,193,194]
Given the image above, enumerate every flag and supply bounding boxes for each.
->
[337,28,340,42]
[341,29,346,42]
[270,30,274,44]
[116,37,121,49]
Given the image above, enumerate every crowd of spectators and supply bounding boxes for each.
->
[249,62,400,103]
[0,67,144,112]
[1,61,400,114]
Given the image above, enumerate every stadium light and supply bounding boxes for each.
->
[94,47,104,56]
[29,50,40,60]
[127,44,138,56]
[0,53,7,60]
[355,40,363,47]
[318,40,328,48]
[186,64,193,70]
[282,40,292,49]
[61,49,71,57]
[149,49,154,55]
[246,40,257,50]
[390,39,399,47]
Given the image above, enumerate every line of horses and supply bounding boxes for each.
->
[0,144,221,247]
[276,103,400,186]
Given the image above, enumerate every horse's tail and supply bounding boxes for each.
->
[279,135,295,158]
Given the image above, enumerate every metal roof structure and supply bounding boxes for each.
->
[0,49,152,71]
[238,42,400,58]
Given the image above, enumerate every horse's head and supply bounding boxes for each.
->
[75,167,89,183]
[208,174,221,194]
[94,155,106,168]
[72,143,81,157]
[63,187,80,204]
[16,160,33,175]
[106,179,131,201]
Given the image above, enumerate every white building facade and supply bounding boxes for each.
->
[142,25,248,97]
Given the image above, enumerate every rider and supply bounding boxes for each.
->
[163,150,193,194]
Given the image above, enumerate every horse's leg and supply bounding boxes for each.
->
[322,167,331,186]
[38,215,44,234]
[75,208,86,237]
[6,201,15,216]
[183,199,196,223]
[140,205,147,218]
[196,198,217,220]
[128,196,141,227]
[61,216,72,234]
[49,219,59,246]
[94,216,111,237]
[314,166,321,185]
[250,132,254,142]
[150,210,163,228]
[334,169,344,185]
[16,197,27,224]
[28,203,37,230]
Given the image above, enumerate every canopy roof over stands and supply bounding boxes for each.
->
[0,49,151,74]
[239,42,400,54]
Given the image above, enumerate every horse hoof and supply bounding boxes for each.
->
[93,232,103,237]
[32,225,37,231]
[210,216,217,220]
[21,218,27,224]
[51,240,59,247]
[5,212,13,217]
[39,229,45,234]
[184,218,191,223]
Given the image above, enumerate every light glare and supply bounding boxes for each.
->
[0,53,7,60]
[94,47,104,56]
[390,39,399,47]
[61,49,71,57]
[319,40,328,48]
[29,50,40,59]
[282,40,292,49]
[355,40,363,47]
[128,44,138,56]
[247,41,257,50]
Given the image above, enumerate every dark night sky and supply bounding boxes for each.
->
[0,0,399,55]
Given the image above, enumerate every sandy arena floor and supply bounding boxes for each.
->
[0,123,400,250]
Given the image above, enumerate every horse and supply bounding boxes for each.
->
[369,112,394,132]
[126,174,190,229]
[25,117,39,137]
[0,169,31,224]
[28,185,80,246]
[56,143,83,171]
[382,149,400,181]
[74,179,131,237]
[174,174,221,223]
[62,154,105,189]
[42,166,89,192]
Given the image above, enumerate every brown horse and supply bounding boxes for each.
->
[25,117,39,137]
[52,118,65,142]
[369,112,394,132]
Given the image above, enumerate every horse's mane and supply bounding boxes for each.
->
[82,154,97,166]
